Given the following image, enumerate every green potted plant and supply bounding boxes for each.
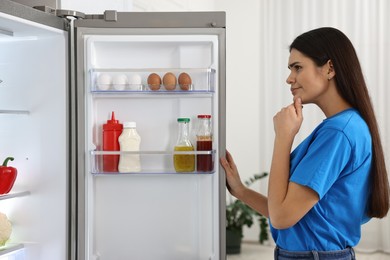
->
[226,172,269,254]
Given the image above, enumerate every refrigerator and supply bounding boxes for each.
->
[0,1,226,259]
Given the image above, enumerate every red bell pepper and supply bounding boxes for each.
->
[0,157,18,195]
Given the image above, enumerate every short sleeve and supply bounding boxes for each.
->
[290,128,352,199]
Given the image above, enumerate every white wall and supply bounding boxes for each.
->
[59,0,132,13]
[59,0,214,13]
[214,0,264,243]
[231,0,390,251]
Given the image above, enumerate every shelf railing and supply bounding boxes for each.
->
[0,191,31,201]
[90,150,216,175]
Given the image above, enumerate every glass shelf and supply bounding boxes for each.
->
[0,191,30,201]
[0,243,24,256]
[0,110,30,115]
[90,150,216,175]
[90,68,215,93]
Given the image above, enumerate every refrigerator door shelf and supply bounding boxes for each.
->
[90,68,215,93]
[92,83,199,93]
[89,150,216,175]
[90,91,214,98]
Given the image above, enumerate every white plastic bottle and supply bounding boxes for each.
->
[118,122,141,172]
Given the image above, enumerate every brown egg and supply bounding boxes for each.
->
[178,72,192,91]
[163,72,177,90]
[147,73,161,91]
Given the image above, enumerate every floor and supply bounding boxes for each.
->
[227,243,390,260]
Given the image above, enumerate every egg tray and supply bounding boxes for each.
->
[93,83,194,92]
[146,83,194,92]
[90,68,215,92]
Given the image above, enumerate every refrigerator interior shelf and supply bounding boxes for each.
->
[0,243,24,256]
[0,191,31,201]
[0,110,30,115]
[90,150,216,175]
[91,68,215,93]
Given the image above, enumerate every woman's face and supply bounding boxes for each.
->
[286,48,330,104]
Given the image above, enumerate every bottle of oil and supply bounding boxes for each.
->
[173,118,195,172]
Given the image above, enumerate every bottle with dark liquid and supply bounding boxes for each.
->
[196,115,213,172]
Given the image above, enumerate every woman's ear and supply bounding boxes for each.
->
[327,59,335,80]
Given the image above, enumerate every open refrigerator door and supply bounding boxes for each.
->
[74,12,226,260]
[0,1,68,259]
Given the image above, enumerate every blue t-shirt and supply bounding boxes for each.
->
[270,108,372,251]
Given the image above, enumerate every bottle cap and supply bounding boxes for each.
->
[197,114,211,119]
[123,122,137,128]
[177,118,190,123]
[103,111,123,130]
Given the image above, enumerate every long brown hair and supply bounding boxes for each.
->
[290,27,389,218]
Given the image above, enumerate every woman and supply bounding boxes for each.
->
[221,27,389,259]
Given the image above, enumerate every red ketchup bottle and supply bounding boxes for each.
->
[196,115,213,172]
[102,111,123,172]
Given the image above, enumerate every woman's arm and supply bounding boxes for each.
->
[268,98,318,229]
[220,151,269,218]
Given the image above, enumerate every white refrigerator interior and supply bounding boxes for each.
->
[0,11,67,260]
[83,34,220,259]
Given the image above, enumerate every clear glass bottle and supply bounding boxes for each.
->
[173,118,195,172]
[196,115,213,172]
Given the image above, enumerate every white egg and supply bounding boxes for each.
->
[128,74,142,90]
[113,74,128,90]
[97,73,112,90]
